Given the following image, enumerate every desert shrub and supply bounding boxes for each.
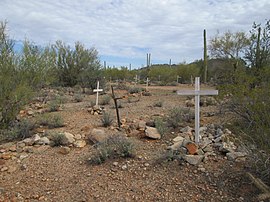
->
[100,95,111,105]
[101,112,113,127]
[154,118,168,137]
[47,95,66,112]
[37,114,64,128]
[153,100,163,107]
[89,100,95,107]
[89,135,135,165]
[0,119,35,141]
[74,93,83,102]
[219,68,270,182]
[166,107,194,129]
[49,132,66,147]
[154,150,180,165]
[128,87,142,94]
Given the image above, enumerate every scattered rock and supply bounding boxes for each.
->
[1,153,12,160]
[62,132,75,145]
[186,142,198,155]
[113,162,118,166]
[36,137,50,145]
[58,147,71,155]
[1,166,8,172]
[88,128,107,144]
[73,140,87,148]
[226,152,246,161]
[22,138,35,146]
[173,136,185,143]
[145,126,161,139]
[168,141,183,151]
[122,165,127,170]
[74,134,82,140]
[183,155,204,165]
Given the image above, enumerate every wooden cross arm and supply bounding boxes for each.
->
[177,90,218,96]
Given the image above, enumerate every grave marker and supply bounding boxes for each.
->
[177,77,218,143]
[146,77,150,87]
[93,81,103,106]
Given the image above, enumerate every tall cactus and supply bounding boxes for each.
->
[255,27,261,69]
[146,53,151,67]
[203,29,208,83]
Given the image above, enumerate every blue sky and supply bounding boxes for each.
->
[0,0,269,69]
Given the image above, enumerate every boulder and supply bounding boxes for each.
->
[58,147,70,155]
[186,142,198,155]
[36,137,50,145]
[62,132,75,145]
[173,136,185,143]
[168,141,183,151]
[88,128,107,144]
[73,140,87,148]
[180,126,193,133]
[226,152,246,161]
[183,155,204,165]
[22,138,35,146]
[145,126,161,139]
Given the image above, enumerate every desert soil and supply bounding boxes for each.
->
[0,84,259,202]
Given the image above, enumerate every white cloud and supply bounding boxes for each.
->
[0,0,270,67]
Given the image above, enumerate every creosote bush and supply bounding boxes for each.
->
[128,87,143,94]
[153,100,163,107]
[166,107,194,129]
[49,132,67,147]
[100,95,111,105]
[74,93,83,102]
[89,135,136,165]
[0,119,35,141]
[37,114,64,128]
[154,117,168,137]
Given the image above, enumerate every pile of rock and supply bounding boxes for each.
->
[87,106,104,115]
[168,124,247,165]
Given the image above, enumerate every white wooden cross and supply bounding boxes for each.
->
[134,75,138,84]
[93,81,103,106]
[177,77,218,143]
[146,77,150,87]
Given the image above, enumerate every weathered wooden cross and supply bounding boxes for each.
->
[177,77,218,143]
[93,81,103,106]
[146,77,150,87]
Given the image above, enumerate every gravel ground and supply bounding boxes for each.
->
[0,84,259,201]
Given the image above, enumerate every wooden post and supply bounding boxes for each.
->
[93,81,103,106]
[177,77,218,143]
[111,86,122,128]
[203,29,208,83]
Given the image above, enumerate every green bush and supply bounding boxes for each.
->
[74,93,83,102]
[89,135,135,165]
[49,132,67,147]
[166,107,194,129]
[154,150,180,164]
[37,114,64,128]
[153,100,163,107]
[0,119,35,141]
[101,112,113,127]
[100,95,111,105]
[128,87,142,94]
[154,118,168,137]
[47,95,66,112]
